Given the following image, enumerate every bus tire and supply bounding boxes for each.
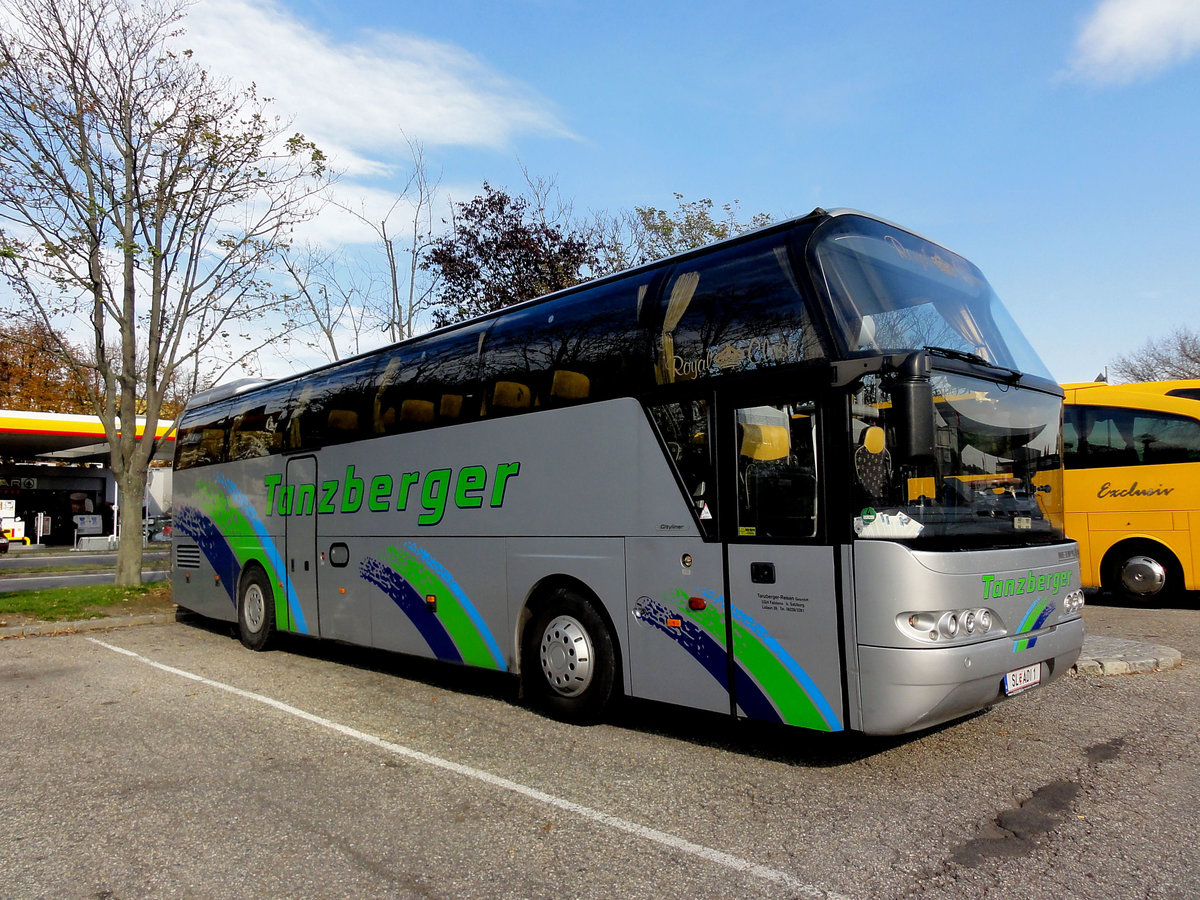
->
[523,589,618,723]
[1103,541,1181,605]
[237,566,277,651]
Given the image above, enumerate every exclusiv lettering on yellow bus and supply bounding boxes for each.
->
[264,461,521,526]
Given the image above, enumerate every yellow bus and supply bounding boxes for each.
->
[1062,380,1200,601]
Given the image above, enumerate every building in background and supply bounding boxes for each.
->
[0,410,174,546]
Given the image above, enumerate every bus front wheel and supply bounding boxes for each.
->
[523,590,618,723]
[238,567,277,651]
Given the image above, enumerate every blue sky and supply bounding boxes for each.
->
[183,0,1200,383]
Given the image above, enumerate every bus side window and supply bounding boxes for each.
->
[647,399,714,532]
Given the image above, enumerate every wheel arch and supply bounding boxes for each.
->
[1099,536,1185,598]
[516,574,623,682]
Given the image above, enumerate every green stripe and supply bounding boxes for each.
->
[385,548,500,669]
[199,481,291,629]
[677,594,830,731]
[728,619,830,729]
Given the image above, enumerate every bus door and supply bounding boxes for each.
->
[284,455,320,635]
[721,397,845,732]
[627,396,731,714]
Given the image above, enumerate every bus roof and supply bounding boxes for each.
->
[1063,379,1200,404]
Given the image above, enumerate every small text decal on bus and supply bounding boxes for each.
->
[264,462,521,526]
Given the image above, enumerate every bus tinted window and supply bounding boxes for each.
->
[481,275,653,410]
[376,322,486,430]
[647,397,714,535]
[227,382,292,460]
[175,402,232,469]
[1064,405,1200,468]
[655,233,821,384]
[289,355,381,449]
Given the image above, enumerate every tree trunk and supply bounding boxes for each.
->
[113,465,148,586]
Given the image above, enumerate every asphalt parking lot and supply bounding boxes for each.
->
[2,599,1197,899]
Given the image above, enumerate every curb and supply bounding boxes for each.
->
[0,612,176,640]
[1071,635,1183,677]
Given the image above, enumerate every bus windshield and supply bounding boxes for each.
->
[812,215,1054,381]
[851,372,1065,547]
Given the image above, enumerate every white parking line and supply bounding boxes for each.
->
[88,637,844,899]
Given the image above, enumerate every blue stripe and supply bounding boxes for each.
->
[360,558,462,662]
[731,605,842,731]
[216,474,308,634]
[404,543,506,668]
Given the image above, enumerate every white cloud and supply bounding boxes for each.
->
[1068,0,1200,84]
[179,0,574,178]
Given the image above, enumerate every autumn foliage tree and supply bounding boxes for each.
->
[0,0,326,583]
[0,321,93,412]
[626,193,773,266]
[423,182,600,327]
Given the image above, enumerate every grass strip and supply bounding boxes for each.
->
[0,582,173,623]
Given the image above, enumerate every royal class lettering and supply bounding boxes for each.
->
[265,462,520,527]
[980,569,1072,600]
[671,334,800,379]
[1097,481,1174,499]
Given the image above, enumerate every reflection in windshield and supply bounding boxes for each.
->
[850,373,1064,546]
[813,215,1054,381]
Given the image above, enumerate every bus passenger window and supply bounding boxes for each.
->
[735,402,818,539]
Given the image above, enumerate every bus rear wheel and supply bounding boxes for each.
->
[1104,542,1181,605]
[524,590,617,723]
[238,567,277,651]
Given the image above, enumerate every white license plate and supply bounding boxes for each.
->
[1004,663,1042,696]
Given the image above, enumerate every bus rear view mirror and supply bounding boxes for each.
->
[891,352,936,464]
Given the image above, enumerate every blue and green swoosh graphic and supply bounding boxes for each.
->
[1013,599,1056,652]
[360,543,506,670]
[174,474,309,633]
[639,589,841,731]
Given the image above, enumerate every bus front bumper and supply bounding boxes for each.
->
[856,617,1085,735]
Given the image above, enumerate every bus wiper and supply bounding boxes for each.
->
[923,346,1022,383]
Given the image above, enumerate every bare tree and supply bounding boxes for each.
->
[0,0,327,583]
[334,137,442,345]
[282,243,378,361]
[1110,326,1200,383]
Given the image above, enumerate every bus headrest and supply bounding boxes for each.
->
[440,394,463,419]
[551,370,590,401]
[400,399,435,423]
[862,425,886,455]
[740,423,789,461]
[327,409,359,432]
[492,381,531,410]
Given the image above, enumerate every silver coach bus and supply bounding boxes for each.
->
[171,209,1085,735]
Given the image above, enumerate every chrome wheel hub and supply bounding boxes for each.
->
[539,615,594,697]
[1120,556,1166,597]
[243,584,266,632]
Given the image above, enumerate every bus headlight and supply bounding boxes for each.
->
[1062,589,1086,614]
[939,612,959,639]
[898,608,1002,643]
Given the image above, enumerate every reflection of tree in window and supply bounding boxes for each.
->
[481,276,652,405]
[660,236,820,384]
